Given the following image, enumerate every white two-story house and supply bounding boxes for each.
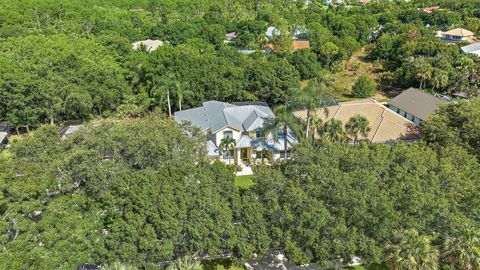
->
[174,101,297,166]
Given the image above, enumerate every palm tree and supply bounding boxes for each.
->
[294,78,333,139]
[413,58,433,90]
[156,73,179,117]
[167,255,202,270]
[263,105,302,158]
[219,136,236,164]
[104,262,138,270]
[383,229,439,270]
[345,114,371,145]
[442,226,480,270]
[320,119,346,143]
[308,114,323,144]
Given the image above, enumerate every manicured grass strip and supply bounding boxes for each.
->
[235,175,255,189]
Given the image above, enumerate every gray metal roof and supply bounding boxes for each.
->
[236,135,252,148]
[461,42,480,55]
[206,140,220,156]
[388,88,449,120]
[0,122,8,133]
[174,101,274,133]
[0,132,7,144]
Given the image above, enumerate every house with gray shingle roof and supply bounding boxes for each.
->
[388,88,450,126]
[174,101,297,166]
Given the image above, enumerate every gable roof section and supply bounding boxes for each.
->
[421,6,441,13]
[294,99,420,143]
[388,88,449,120]
[265,40,310,53]
[443,28,475,37]
[132,39,165,52]
[0,132,7,144]
[292,40,310,50]
[174,101,274,134]
[462,42,480,55]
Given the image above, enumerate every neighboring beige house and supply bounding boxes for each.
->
[175,101,297,166]
[437,28,476,43]
[294,99,420,144]
[420,6,441,13]
[132,39,165,52]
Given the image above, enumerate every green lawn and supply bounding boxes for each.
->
[235,175,255,189]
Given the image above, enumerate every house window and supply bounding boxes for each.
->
[223,130,233,138]
[256,129,263,138]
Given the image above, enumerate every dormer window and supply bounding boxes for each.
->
[255,128,263,138]
[223,130,233,138]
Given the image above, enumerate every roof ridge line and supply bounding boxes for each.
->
[370,106,386,142]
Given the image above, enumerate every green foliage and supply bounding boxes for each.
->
[234,175,255,190]
[383,229,438,270]
[345,114,371,144]
[422,99,480,158]
[252,142,480,265]
[288,50,322,80]
[442,225,480,270]
[351,75,377,98]
[0,115,265,268]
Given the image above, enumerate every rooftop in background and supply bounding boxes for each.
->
[0,132,8,145]
[265,26,281,39]
[0,121,8,133]
[174,101,274,133]
[60,125,84,139]
[264,40,310,53]
[461,42,480,56]
[225,32,237,43]
[388,88,449,121]
[132,39,165,52]
[442,28,475,37]
[421,6,441,13]
[294,99,420,143]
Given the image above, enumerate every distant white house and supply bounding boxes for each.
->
[132,39,165,52]
[0,122,9,146]
[437,28,476,43]
[461,42,480,56]
[224,32,238,43]
[266,27,281,40]
[174,101,297,166]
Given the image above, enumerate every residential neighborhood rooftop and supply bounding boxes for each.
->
[132,39,165,52]
[442,28,475,37]
[265,40,311,53]
[388,88,449,121]
[421,6,441,13]
[174,101,274,133]
[294,99,420,143]
[0,132,8,145]
[461,42,480,56]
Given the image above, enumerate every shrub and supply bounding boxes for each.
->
[351,75,377,98]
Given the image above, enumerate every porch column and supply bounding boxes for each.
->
[246,147,251,164]
[234,149,238,165]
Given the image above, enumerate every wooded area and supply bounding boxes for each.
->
[1,0,480,269]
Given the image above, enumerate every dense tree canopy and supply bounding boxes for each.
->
[2,0,480,269]
[1,114,479,268]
